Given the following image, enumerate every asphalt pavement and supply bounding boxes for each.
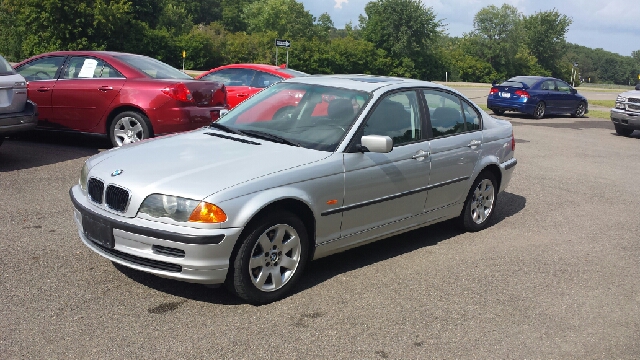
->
[1,113,639,358]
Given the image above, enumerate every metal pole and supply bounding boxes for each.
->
[276,46,278,66]
[286,50,289,68]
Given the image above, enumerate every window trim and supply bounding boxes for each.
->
[419,87,483,140]
[16,55,68,82]
[59,56,125,80]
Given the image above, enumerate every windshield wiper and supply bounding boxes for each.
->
[209,122,244,136]
[240,130,301,147]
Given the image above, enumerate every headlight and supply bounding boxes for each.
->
[616,95,626,103]
[138,194,227,223]
[79,161,89,192]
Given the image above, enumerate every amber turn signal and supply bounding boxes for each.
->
[188,202,227,223]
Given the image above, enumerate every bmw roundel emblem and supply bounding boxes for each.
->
[111,169,124,177]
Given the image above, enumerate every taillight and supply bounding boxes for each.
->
[162,83,193,103]
[211,87,227,107]
[490,87,499,94]
[511,130,515,151]
[514,89,529,98]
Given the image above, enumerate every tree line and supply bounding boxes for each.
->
[1,0,639,85]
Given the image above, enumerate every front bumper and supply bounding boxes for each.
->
[70,185,242,284]
[611,109,640,130]
[0,100,38,135]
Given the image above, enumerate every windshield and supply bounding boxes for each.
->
[115,55,192,80]
[216,82,371,152]
[0,55,16,76]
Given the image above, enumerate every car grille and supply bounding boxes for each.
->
[629,104,640,111]
[88,178,104,204]
[627,98,640,104]
[105,185,129,212]
[92,240,182,273]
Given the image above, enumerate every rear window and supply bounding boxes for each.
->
[501,77,538,88]
[279,68,308,77]
[115,55,192,80]
[0,55,16,76]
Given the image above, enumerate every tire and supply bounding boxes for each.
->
[227,211,309,305]
[532,102,545,119]
[614,124,634,137]
[460,172,498,232]
[492,108,505,115]
[571,102,586,118]
[109,111,152,147]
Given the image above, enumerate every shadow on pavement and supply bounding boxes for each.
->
[114,191,527,306]
[0,131,109,172]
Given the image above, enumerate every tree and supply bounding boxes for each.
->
[523,9,572,77]
[358,0,443,79]
[315,12,335,40]
[244,0,315,40]
[221,0,256,32]
[470,4,524,77]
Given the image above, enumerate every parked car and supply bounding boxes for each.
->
[487,76,588,119]
[610,83,640,137]
[196,63,307,109]
[14,51,227,147]
[70,75,517,304]
[0,54,38,147]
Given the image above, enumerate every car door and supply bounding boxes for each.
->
[555,80,577,112]
[15,56,66,126]
[340,90,430,241]
[538,79,556,110]
[51,56,126,131]
[422,89,482,218]
[199,68,257,108]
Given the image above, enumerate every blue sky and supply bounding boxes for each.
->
[299,0,640,57]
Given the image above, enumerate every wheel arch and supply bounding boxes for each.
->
[105,105,153,136]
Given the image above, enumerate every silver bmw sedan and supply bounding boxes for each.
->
[70,75,517,304]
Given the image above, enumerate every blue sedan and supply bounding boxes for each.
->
[487,76,588,119]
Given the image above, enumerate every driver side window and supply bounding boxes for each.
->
[362,91,421,146]
[17,56,65,81]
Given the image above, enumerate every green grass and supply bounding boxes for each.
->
[589,100,615,108]
[587,109,610,119]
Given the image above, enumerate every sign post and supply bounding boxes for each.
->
[182,50,186,72]
[275,39,291,68]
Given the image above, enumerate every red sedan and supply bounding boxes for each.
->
[14,51,228,147]
[196,64,307,109]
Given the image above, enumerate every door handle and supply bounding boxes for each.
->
[99,86,113,91]
[467,140,482,148]
[412,150,430,160]
[37,87,50,92]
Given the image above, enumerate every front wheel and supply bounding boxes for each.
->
[460,172,498,232]
[227,211,309,304]
[572,102,586,118]
[614,124,634,137]
[109,111,152,147]
[532,102,545,119]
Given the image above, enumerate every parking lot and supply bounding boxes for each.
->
[1,90,639,358]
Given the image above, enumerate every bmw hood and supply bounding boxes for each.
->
[85,129,331,205]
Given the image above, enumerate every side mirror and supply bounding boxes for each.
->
[571,88,577,94]
[636,83,640,91]
[361,135,393,153]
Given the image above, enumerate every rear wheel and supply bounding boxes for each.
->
[227,211,309,305]
[572,102,586,117]
[460,172,498,232]
[109,111,152,147]
[614,125,634,137]
[533,102,545,119]
[492,108,505,115]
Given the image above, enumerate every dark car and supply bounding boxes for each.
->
[14,51,228,147]
[0,54,38,147]
[487,76,588,119]
[196,63,306,109]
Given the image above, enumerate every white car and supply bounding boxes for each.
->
[611,84,640,137]
[70,75,517,304]
[0,54,37,147]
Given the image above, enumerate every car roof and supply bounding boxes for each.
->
[283,74,442,93]
[205,63,304,78]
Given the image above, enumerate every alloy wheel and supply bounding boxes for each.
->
[470,179,495,224]
[248,224,302,292]
[113,116,145,146]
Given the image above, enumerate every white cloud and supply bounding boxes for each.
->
[335,0,349,9]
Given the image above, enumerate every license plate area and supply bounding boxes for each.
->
[82,212,114,249]
[500,92,511,98]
